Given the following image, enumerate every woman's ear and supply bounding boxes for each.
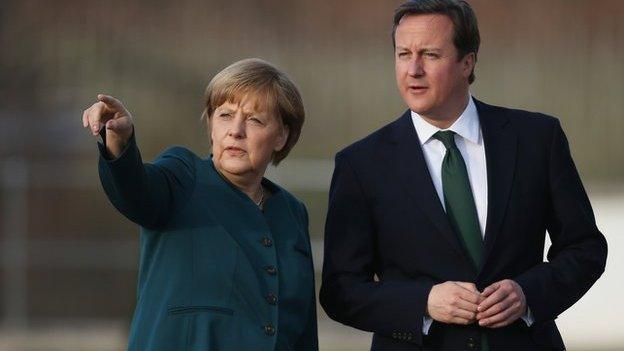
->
[274,124,290,152]
[205,112,214,146]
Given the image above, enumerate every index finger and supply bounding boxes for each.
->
[478,287,507,312]
[456,285,481,304]
[97,94,125,112]
[455,282,478,292]
[481,281,501,297]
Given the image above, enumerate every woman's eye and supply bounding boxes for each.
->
[249,117,263,125]
[219,113,231,118]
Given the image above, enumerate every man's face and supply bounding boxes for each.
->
[394,14,474,122]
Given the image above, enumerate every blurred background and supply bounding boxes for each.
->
[0,0,623,350]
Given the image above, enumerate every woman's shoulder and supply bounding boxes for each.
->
[151,146,205,186]
[268,181,308,225]
[153,145,204,169]
[157,145,202,162]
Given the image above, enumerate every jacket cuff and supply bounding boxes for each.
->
[97,127,139,165]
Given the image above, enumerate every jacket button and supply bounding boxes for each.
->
[467,336,477,349]
[392,332,398,339]
[264,323,276,336]
[265,265,277,275]
[266,293,278,305]
[261,236,273,247]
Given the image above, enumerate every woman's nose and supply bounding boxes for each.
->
[228,118,246,138]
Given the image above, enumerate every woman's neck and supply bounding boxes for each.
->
[217,168,264,204]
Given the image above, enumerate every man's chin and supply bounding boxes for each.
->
[407,103,433,116]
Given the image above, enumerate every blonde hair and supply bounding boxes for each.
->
[202,58,305,165]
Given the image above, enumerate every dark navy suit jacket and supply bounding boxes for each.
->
[320,99,607,351]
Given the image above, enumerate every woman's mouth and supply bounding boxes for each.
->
[225,146,246,156]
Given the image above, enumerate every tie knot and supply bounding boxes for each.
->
[433,131,457,150]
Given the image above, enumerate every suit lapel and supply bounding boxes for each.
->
[476,100,518,266]
[387,111,469,260]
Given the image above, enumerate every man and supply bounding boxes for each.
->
[319,1,607,350]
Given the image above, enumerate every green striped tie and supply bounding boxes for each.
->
[434,131,489,351]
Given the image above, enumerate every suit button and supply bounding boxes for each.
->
[261,236,273,247]
[265,265,277,275]
[266,293,278,305]
[264,323,276,336]
[467,336,477,349]
[392,332,397,339]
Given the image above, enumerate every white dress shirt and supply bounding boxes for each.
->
[411,96,532,334]
[411,96,488,235]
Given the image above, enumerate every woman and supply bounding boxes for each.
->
[82,58,318,350]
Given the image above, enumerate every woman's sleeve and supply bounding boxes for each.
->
[294,201,319,350]
[295,295,319,351]
[97,130,196,230]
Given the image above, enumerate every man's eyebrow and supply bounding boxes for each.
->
[419,47,442,52]
[395,46,443,52]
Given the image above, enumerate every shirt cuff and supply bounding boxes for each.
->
[422,308,533,334]
[422,316,434,335]
[521,306,534,327]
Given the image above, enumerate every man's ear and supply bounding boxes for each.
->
[462,52,476,79]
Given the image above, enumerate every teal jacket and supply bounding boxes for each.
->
[98,133,318,351]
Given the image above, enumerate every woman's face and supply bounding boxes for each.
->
[210,95,289,182]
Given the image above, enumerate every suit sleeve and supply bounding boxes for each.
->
[320,152,434,346]
[514,120,607,323]
[97,130,196,230]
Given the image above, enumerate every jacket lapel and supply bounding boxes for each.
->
[387,111,469,261]
[476,100,518,266]
[198,160,272,322]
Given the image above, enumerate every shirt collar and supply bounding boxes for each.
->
[410,95,481,146]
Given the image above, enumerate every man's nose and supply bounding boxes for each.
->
[407,57,425,77]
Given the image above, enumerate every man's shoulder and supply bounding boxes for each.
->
[477,99,560,130]
[335,112,406,161]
